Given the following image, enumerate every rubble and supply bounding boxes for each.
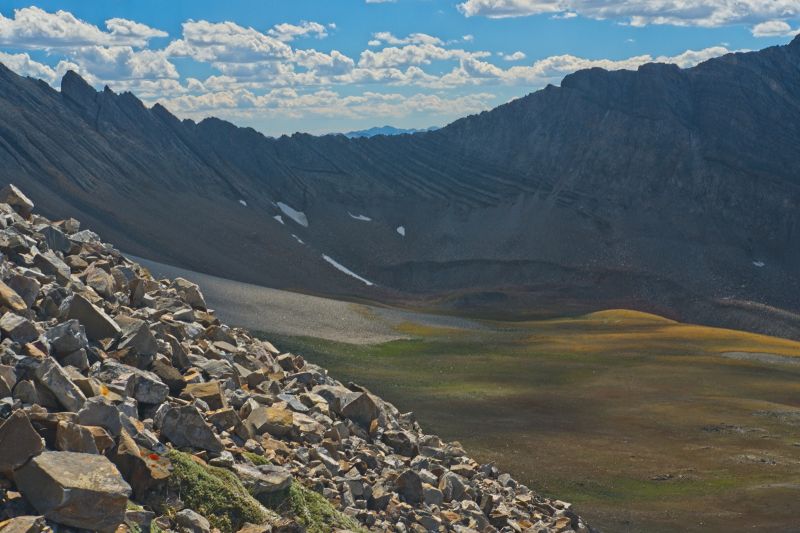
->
[0,185,592,533]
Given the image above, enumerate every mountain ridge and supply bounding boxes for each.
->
[0,37,798,338]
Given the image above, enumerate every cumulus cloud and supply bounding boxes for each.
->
[371,32,443,46]
[457,0,800,28]
[751,20,799,37]
[268,21,331,42]
[502,51,527,61]
[166,20,293,63]
[0,6,166,48]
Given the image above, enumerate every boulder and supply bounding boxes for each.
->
[182,381,227,411]
[116,316,157,357]
[15,451,131,531]
[5,274,40,308]
[0,313,39,344]
[55,420,99,453]
[340,392,380,427]
[175,509,211,533]
[76,396,122,436]
[111,430,171,500]
[33,251,71,283]
[0,411,43,473]
[66,294,120,341]
[0,184,34,218]
[0,279,28,312]
[34,357,86,411]
[0,515,48,533]
[159,405,223,453]
[44,319,88,356]
[395,469,423,504]
[172,278,207,310]
[246,406,293,437]
[232,463,293,496]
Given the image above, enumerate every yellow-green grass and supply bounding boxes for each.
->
[258,309,800,533]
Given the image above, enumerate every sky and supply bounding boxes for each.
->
[0,1,797,136]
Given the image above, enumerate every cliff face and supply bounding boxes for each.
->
[0,38,799,337]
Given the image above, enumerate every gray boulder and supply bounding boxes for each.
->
[15,451,131,531]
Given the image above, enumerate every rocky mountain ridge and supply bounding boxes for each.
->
[0,184,591,532]
[0,38,799,337]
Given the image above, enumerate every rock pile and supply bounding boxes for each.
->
[0,184,592,533]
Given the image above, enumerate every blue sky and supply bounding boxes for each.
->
[0,1,797,136]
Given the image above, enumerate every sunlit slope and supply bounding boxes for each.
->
[268,308,800,532]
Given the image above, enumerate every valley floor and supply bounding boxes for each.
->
[135,256,800,533]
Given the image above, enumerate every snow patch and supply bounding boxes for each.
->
[753,260,765,268]
[239,199,247,207]
[322,255,374,286]
[292,234,305,244]
[277,202,308,227]
[273,215,284,224]
[348,212,372,222]
[396,226,406,236]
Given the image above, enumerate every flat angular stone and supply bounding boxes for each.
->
[55,420,99,454]
[44,319,87,356]
[0,410,43,473]
[76,396,122,436]
[182,380,227,410]
[0,279,28,312]
[0,515,48,533]
[34,357,86,412]
[116,316,157,357]
[246,406,293,437]
[15,451,131,532]
[111,430,171,500]
[0,313,39,344]
[66,294,120,341]
[5,274,40,308]
[340,392,380,426]
[232,463,293,496]
[33,251,71,283]
[0,184,34,219]
[395,469,423,504]
[160,405,223,453]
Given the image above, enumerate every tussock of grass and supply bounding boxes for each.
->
[242,451,271,466]
[261,482,365,533]
[166,450,273,533]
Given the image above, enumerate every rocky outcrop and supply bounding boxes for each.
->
[0,187,591,532]
[1,40,800,338]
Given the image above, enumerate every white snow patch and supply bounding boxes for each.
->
[396,226,406,236]
[322,255,374,286]
[292,234,305,244]
[239,199,247,207]
[348,212,372,222]
[753,260,765,268]
[273,215,284,224]
[277,202,308,227]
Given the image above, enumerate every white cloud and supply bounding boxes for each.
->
[457,0,800,28]
[751,19,799,37]
[371,32,443,46]
[69,46,179,81]
[268,21,330,42]
[166,20,293,63]
[502,51,527,61]
[359,43,489,68]
[0,6,166,48]
[0,51,77,84]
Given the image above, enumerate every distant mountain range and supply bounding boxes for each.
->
[342,125,439,138]
[0,37,799,338]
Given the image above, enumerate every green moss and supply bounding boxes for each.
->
[166,450,273,533]
[242,451,271,466]
[261,482,365,533]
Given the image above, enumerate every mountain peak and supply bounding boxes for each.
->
[60,70,97,109]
